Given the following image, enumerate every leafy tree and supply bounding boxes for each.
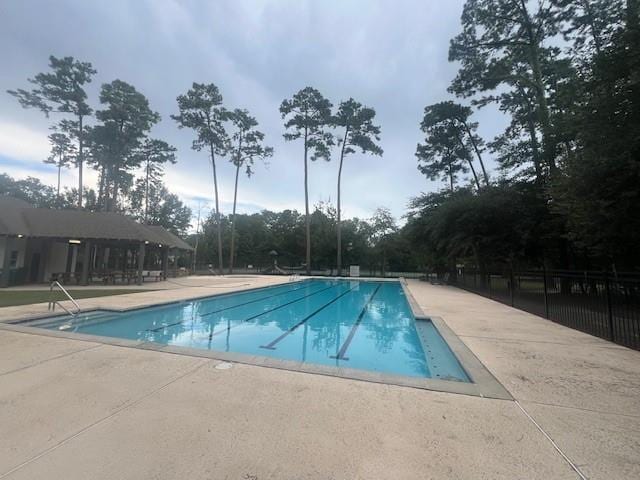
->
[553,8,640,268]
[7,55,96,207]
[280,87,334,274]
[418,101,488,190]
[338,217,375,271]
[449,0,562,176]
[263,209,305,267]
[422,0,640,272]
[61,186,99,211]
[416,118,468,193]
[310,201,338,272]
[368,207,397,275]
[85,123,116,210]
[332,98,383,275]
[0,173,98,211]
[44,131,76,198]
[189,205,427,275]
[133,138,177,222]
[226,109,273,273]
[135,183,192,236]
[408,183,548,271]
[90,80,160,211]
[486,85,545,182]
[553,0,624,58]
[0,174,58,208]
[172,83,229,274]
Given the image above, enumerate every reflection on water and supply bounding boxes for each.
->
[37,279,468,381]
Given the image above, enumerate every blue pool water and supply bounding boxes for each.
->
[25,279,469,382]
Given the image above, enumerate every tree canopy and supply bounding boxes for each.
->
[8,55,96,207]
[333,98,383,274]
[5,1,639,274]
[172,82,229,273]
[280,86,334,274]
[410,0,640,272]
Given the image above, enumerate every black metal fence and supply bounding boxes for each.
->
[454,268,640,351]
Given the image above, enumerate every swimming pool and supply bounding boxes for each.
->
[19,279,469,382]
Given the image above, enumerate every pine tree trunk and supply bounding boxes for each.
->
[461,121,489,185]
[467,158,481,190]
[527,116,544,182]
[144,159,150,223]
[304,126,311,275]
[56,158,62,199]
[111,173,119,212]
[209,143,224,275]
[517,86,544,183]
[454,131,480,190]
[336,128,348,276]
[520,0,556,174]
[77,114,84,209]
[229,161,240,274]
[98,166,106,210]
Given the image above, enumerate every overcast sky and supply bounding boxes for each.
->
[0,0,507,223]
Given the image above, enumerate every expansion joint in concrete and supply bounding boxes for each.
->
[0,344,103,378]
[514,400,587,480]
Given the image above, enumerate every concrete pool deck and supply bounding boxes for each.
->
[0,276,638,479]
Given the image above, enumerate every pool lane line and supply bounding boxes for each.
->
[204,283,343,339]
[260,285,358,350]
[146,281,320,332]
[198,282,314,318]
[330,283,382,361]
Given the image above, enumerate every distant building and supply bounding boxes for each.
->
[0,196,193,287]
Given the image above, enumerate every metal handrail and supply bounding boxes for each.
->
[48,281,81,316]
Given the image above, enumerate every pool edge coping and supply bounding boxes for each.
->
[399,277,513,400]
[0,278,309,324]
[0,277,513,400]
[0,276,399,324]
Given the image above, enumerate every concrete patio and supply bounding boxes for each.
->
[0,276,638,479]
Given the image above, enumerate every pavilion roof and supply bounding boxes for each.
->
[0,196,193,251]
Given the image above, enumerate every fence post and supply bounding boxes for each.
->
[487,273,492,298]
[604,272,615,342]
[509,267,515,307]
[542,266,549,319]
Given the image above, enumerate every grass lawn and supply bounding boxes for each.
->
[0,289,147,307]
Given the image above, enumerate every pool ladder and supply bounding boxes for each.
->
[48,281,82,316]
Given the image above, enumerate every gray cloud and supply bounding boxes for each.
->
[0,0,508,221]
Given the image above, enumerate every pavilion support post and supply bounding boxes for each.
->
[174,249,179,278]
[70,245,78,281]
[103,247,110,271]
[80,240,93,285]
[137,242,146,286]
[38,239,51,283]
[123,248,130,284]
[161,246,169,281]
[0,236,14,288]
